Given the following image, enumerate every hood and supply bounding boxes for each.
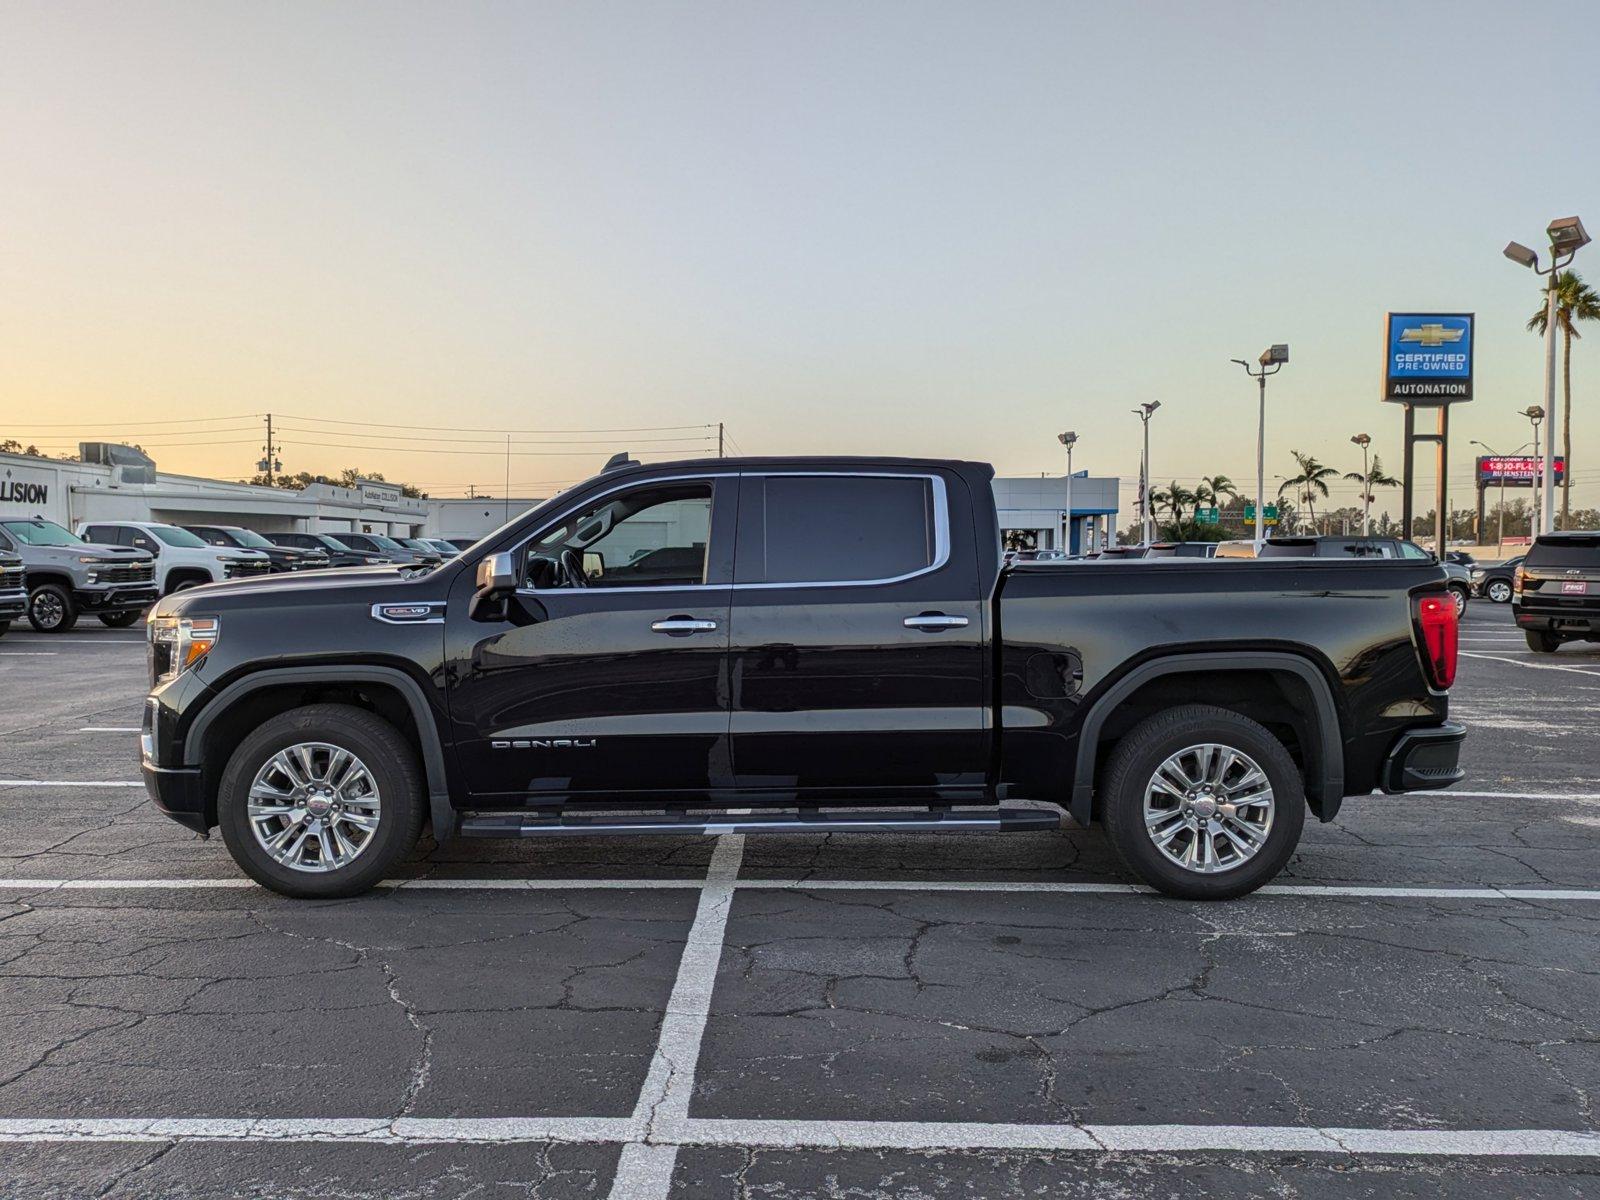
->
[154,561,451,616]
[34,543,154,564]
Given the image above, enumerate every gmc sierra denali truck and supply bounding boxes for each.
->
[140,456,1465,900]
[0,518,159,631]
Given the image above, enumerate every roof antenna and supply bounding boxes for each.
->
[602,452,640,472]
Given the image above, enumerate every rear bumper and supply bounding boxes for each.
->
[1380,721,1467,794]
[1513,604,1598,635]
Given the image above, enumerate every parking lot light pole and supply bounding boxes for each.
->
[1131,403,1159,544]
[1057,431,1078,554]
[1350,433,1372,535]
[1520,407,1546,536]
[1232,345,1288,542]
[1504,216,1589,534]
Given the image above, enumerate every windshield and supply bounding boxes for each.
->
[1527,536,1600,569]
[401,539,434,551]
[228,529,276,548]
[150,524,208,548]
[365,534,406,552]
[2,519,84,547]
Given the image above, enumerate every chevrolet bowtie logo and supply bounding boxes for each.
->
[1399,324,1465,348]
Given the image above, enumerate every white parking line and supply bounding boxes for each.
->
[78,727,140,733]
[1461,651,1600,676]
[0,652,57,656]
[0,780,145,788]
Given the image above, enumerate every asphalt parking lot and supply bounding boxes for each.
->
[2,602,1598,1198]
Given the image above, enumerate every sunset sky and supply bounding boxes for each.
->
[3,1,1597,514]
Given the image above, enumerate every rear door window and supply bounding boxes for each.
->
[738,474,939,584]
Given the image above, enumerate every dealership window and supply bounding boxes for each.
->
[742,475,937,584]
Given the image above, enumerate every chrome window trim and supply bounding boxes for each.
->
[506,468,950,594]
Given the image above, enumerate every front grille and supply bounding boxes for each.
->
[0,565,22,592]
[99,563,154,584]
[223,560,273,579]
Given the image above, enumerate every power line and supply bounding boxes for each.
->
[2,414,259,429]
[274,412,715,435]
[272,424,717,448]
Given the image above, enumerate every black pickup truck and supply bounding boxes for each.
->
[140,456,1465,900]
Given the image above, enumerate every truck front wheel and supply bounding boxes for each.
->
[27,583,78,633]
[1101,704,1305,900]
[217,703,425,898]
[98,611,143,628]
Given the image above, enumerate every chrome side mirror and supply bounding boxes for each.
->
[476,551,517,594]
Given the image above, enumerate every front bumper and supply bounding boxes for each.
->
[141,681,214,832]
[78,584,160,613]
[140,758,208,833]
[1381,721,1467,793]
[0,591,26,620]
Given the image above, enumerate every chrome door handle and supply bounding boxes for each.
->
[651,617,719,636]
[903,614,970,631]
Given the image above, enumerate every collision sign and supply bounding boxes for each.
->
[1383,313,1474,403]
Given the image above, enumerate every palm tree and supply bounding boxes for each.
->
[1278,451,1339,531]
[1528,269,1600,526]
[1197,474,1238,506]
[1342,454,1400,535]
[1160,480,1196,538]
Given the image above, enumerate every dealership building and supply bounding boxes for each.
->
[2,446,1120,553]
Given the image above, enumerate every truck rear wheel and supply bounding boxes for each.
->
[1101,704,1304,900]
[1525,630,1562,653]
[27,583,78,633]
[217,703,425,899]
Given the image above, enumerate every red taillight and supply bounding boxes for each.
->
[1415,592,1458,689]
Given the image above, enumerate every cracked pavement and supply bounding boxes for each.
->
[2,604,1599,1196]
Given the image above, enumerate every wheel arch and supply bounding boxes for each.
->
[184,665,455,839]
[162,566,215,593]
[1070,651,1345,827]
[24,570,74,592]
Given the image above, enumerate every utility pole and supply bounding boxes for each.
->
[1231,346,1288,543]
[259,413,280,485]
[718,422,725,458]
[1350,433,1372,535]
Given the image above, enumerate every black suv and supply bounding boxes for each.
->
[186,526,331,573]
[267,532,394,568]
[1513,532,1600,652]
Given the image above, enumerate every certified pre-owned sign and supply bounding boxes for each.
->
[1388,312,1472,406]
[1383,312,1474,404]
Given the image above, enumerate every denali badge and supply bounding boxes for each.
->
[491,738,598,750]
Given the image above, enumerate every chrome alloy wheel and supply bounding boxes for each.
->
[247,742,381,873]
[30,591,65,629]
[1142,742,1275,874]
[1487,579,1512,604]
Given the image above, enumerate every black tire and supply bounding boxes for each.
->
[27,583,78,633]
[1526,630,1562,654]
[98,611,143,628]
[1486,579,1512,604]
[0,620,8,638]
[1101,704,1306,900]
[218,703,425,899]
[1449,585,1468,618]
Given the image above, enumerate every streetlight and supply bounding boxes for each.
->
[1057,431,1078,554]
[1521,406,1546,537]
[1350,433,1372,535]
[1470,438,1534,555]
[1131,402,1160,544]
[1504,215,1589,532]
[1231,344,1289,543]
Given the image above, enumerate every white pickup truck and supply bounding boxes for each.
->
[77,520,273,595]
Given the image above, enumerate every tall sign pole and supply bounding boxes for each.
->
[1231,346,1287,544]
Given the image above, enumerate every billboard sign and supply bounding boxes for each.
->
[1383,313,1473,404]
[1477,455,1566,485]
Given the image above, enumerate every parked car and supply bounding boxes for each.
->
[140,455,1464,902]
[266,532,395,568]
[185,525,331,573]
[1470,555,1523,604]
[1444,550,1477,568]
[0,517,159,632]
[1143,542,1218,558]
[417,538,463,557]
[326,531,436,565]
[78,521,273,595]
[397,538,446,564]
[0,549,27,636]
[1513,531,1600,653]
[443,538,478,553]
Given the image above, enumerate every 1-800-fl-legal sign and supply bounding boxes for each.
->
[1383,312,1473,404]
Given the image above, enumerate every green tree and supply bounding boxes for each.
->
[1528,269,1600,527]
[1277,451,1339,531]
[0,438,43,456]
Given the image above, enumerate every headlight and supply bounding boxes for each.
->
[148,615,220,682]
[1469,568,1485,580]
[77,556,102,564]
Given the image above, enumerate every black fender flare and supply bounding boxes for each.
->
[1068,651,1344,826]
[183,665,456,841]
